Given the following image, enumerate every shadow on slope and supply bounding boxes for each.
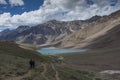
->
[86,24,120,49]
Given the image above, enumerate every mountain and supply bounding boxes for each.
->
[0,17,100,46]
[16,26,30,33]
[86,24,120,49]
[60,10,120,49]
[0,26,30,40]
[0,10,120,49]
[0,29,11,36]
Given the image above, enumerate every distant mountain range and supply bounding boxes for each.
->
[0,10,120,49]
[0,16,100,45]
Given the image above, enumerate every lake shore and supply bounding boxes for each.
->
[37,48,87,55]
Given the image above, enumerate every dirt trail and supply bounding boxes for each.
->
[41,63,49,80]
[5,70,32,80]
[4,63,60,80]
[51,64,60,80]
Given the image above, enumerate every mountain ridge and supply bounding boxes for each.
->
[0,10,120,49]
[0,15,100,45]
[60,10,120,48]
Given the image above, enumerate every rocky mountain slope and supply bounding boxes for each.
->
[60,10,120,49]
[86,24,120,49]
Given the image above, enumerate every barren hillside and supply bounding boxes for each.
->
[60,10,120,49]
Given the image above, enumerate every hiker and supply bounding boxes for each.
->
[29,59,35,69]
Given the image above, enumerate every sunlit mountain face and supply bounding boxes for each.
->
[0,0,120,30]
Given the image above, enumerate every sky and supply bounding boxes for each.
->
[0,0,120,31]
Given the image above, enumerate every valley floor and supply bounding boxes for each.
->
[0,41,120,80]
[59,47,120,80]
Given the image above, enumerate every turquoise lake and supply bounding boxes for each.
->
[38,48,87,55]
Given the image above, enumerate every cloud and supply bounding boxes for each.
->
[0,0,24,6]
[0,0,120,28]
[9,0,24,6]
[0,0,7,4]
